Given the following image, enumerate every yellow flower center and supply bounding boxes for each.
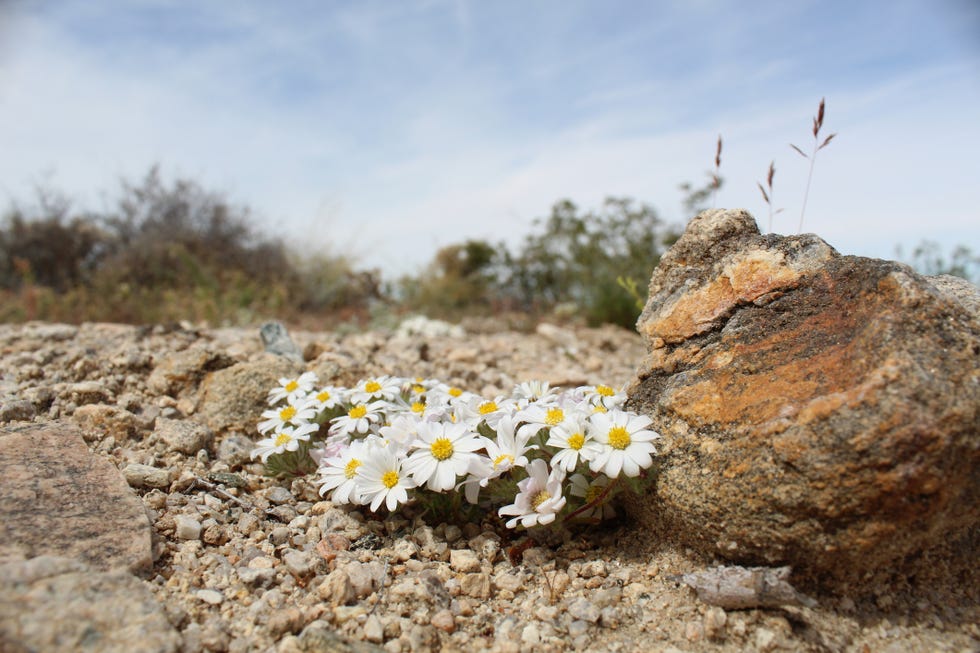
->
[531,490,552,510]
[348,404,367,419]
[478,401,498,415]
[430,437,454,461]
[592,405,608,414]
[279,405,297,422]
[316,390,331,402]
[596,385,615,397]
[285,380,299,393]
[364,380,382,394]
[382,470,399,489]
[412,384,426,395]
[274,432,291,447]
[448,387,463,397]
[567,433,585,450]
[411,401,426,414]
[608,426,631,450]
[545,407,564,426]
[585,484,604,504]
[493,453,514,469]
[344,459,362,479]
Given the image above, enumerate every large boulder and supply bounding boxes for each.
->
[626,209,980,587]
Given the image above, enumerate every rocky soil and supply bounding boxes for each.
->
[1,320,978,653]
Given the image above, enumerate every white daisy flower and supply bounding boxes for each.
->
[569,473,616,520]
[257,395,317,434]
[317,440,371,504]
[349,375,402,404]
[267,371,318,405]
[461,414,534,503]
[516,396,576,439]
[427,383,477,408]
[308,385,345,413]
[329,400,386,438]
[588,411,660,478]
[458,395,514,429]
[378,414,420,456]
[403,421,482,492]
[357,445,417,512]
[498,459,567,529]
[512,380,560,408]
[545,412,603,472]
[251,422,319,462]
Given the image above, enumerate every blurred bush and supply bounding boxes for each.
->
[397,197,681,328]
[0,167,374,326]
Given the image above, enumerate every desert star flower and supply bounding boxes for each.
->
[251,422,319,462]
[403,421,482,491]
[267,371,318,405]
[257,396,317,434]
[498,458,567,529]
[462,414,533,503]
[317,440,371,505]
[588,411,660,478]
[329,401,386,438]
[569,473,616,520]
[545,412,603,472]
[357,446,417,512]
[349,375,401,404]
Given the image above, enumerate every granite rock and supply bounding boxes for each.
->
[196,355,302,435]
[627,209,980,586]
[0,423,153,573]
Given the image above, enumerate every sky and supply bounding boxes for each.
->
[1,0,978,277]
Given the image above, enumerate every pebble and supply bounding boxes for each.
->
[175,515,202,540]
[282,549,315,578]
[123,463,173,489]
[266,486,294,505]
[196,589,224,605]
[566,598,600,623]
[430,608,456,633]
[450,549,481,573]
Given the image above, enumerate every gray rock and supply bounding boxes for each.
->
[216,434,255,468]
[627,209,980,587]
[175,515,202,541]
[260,321,304,363]
[0,398,35,422]
[123,463,174,490]
[0,423,153,573]
[566,598,600,623]
[0,556,180,653]
[156,417,213,455]
[266,486,295,505]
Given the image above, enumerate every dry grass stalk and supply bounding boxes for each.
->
[791,97,837,233]
[756,160,783,233]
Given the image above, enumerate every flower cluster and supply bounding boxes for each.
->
[253,373,660,530]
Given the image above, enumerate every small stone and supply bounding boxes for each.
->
[364,614,384,643]
[282,549,315,578]
[0,398,36,422]
[344,560,382,599]
[566,598,600,623]
[756,627,777,652]
[450,549,481,573]
[156,418,213,455]
[579,560,608,578]
[248,556,275,569]
[460,572,491,599]
[268,527,291,545]
[390,539,417,562]
[237,567,275,588]
[175,515,202,541]
[704,606,728,640]
[267,607,304,637]
[196,589,224,605]
[216,434,253,468]
[123,463,173,489]
[430,608,455,633]
[493,571,524,593]
[266,486,295,505]
[237,513,260,535]
[521,624,541,646]
[318,569,355,606]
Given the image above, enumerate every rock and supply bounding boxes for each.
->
[0,556,180,653]
[0,423,153,572]
[449,548,481,573]
[72,404,139,442]
[260,321,305,363]
[146,347,234,396]
[0,398,36,422]
[123,463,174,490]
[196,355,302,435]
[216,434,255,468]
[566,597,600,623]
[155,417,213,454]
[175,515,202,541]
[627,209,980,587]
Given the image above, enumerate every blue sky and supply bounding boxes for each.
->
[1,0,978,276]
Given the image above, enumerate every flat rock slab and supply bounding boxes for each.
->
[0,422,153,573]
[0,556,179,653]
[627,209,980,587]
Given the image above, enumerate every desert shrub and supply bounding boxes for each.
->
[898,240,979,284]
[503,197,679,328]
